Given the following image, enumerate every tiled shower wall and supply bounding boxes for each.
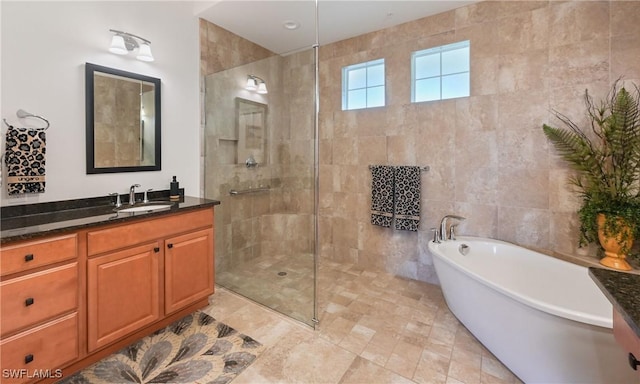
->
[200,21,316,270]
[317,0,640,283]
[201,1,640,285]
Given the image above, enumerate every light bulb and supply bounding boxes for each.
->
[245,77,257,91]
[137,43,154,62]
[109,35,128,55]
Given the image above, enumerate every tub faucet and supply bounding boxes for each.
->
[439,215,466,241]
[129,184,141,205]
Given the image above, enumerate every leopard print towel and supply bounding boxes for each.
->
[370,165,394,228]
[370,165,421,231]
[4,126,46,195]
[393,166,421,231]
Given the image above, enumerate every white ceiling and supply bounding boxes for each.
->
[196,1,478,55]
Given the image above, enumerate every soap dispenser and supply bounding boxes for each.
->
[170,176,180,200]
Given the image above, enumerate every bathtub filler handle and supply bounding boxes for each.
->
[439,215,466,241]
[430,228,441,243]
[450,224,459,241]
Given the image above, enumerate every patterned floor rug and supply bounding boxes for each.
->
[59,311,264,384]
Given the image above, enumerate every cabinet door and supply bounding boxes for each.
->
[87,243,160,351]
[165,228,214,314]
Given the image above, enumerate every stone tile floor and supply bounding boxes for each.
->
[206,259,522,384]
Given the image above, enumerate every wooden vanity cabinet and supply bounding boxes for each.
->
[0,234,79,384]
[0,205,215,383]
[613,309,640,376]
[85,208,214,352]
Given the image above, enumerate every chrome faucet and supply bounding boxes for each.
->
[439,215,466,241]
[129,184,141,205]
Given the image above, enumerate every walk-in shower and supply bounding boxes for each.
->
[200,2,319,327]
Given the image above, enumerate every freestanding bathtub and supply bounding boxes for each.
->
[428,236,636,384]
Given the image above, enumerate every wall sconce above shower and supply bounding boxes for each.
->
[109,29,154,62]
[245,75,268,94]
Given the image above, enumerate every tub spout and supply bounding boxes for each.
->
[439,215,466,241]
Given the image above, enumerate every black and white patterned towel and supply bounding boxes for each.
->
[370,165,395,228]
[4,126,46,195]
[394,166,421,231]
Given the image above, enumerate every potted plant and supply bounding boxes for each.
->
[542,81,640,271]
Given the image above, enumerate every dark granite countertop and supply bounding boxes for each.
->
[1,191,220,245]
[589,267,640,338]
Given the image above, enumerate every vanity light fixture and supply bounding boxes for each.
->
[245,75,268,94]
[109,29,154,62]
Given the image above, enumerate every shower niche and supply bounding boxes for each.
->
[216,98,267,167]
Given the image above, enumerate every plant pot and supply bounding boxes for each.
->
[597,213,633,271]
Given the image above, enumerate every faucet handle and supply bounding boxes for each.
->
[109,192,121,207]
[430,228,441,243]
[449,224,459,241]
[143,188,152,203]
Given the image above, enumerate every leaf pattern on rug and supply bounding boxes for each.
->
[93,359,141,383]
[198,311,215,326]
[170,313,194,335]
[140,340,172,380]
[146,360,212,383]
[216,323,236,338]
[222,352,257,374]
[120,340,144,362]
[240,334,261,349]
[203,339,233,356]
[167,333,209,366]
[59,310,264,384]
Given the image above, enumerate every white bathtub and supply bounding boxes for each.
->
[428,236,636,384]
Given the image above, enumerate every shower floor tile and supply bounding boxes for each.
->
[209,260,522,384]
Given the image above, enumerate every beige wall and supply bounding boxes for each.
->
[201,1,640,284]
[200,19,316,271]
[318,0,640,283]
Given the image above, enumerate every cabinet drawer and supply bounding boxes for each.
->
[613,309,640,359]
[1,263,78,336]
[0,312,78,384]
[87,208,214,256]
[1,234,77,276]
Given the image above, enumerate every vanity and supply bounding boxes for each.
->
[589,267,640,378]
[0,193,219,383]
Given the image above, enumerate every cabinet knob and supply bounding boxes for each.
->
[167,243,173,249]
[25,297,34,306]
[154,247,160,253]
[24,254,34,262]
[24,354,34,364]
[629,353,639,371]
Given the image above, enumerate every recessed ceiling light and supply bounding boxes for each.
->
[282,20,300,30]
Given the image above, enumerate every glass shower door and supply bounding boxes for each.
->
[203,40,317,326]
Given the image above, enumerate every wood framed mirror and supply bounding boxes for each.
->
[85,63,161,174]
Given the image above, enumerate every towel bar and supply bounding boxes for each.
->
[229,186,271,196]
[368,165,430,172]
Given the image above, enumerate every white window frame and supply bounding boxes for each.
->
[411,40,470,103]
[341,58,385,111]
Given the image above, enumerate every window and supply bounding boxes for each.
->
[342,59,385,110]
[412,40,470,103]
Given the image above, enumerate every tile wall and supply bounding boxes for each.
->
[317,0,640,283]
[201,1,640,284]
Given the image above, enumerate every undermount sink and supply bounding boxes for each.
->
[116,204,173,213]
